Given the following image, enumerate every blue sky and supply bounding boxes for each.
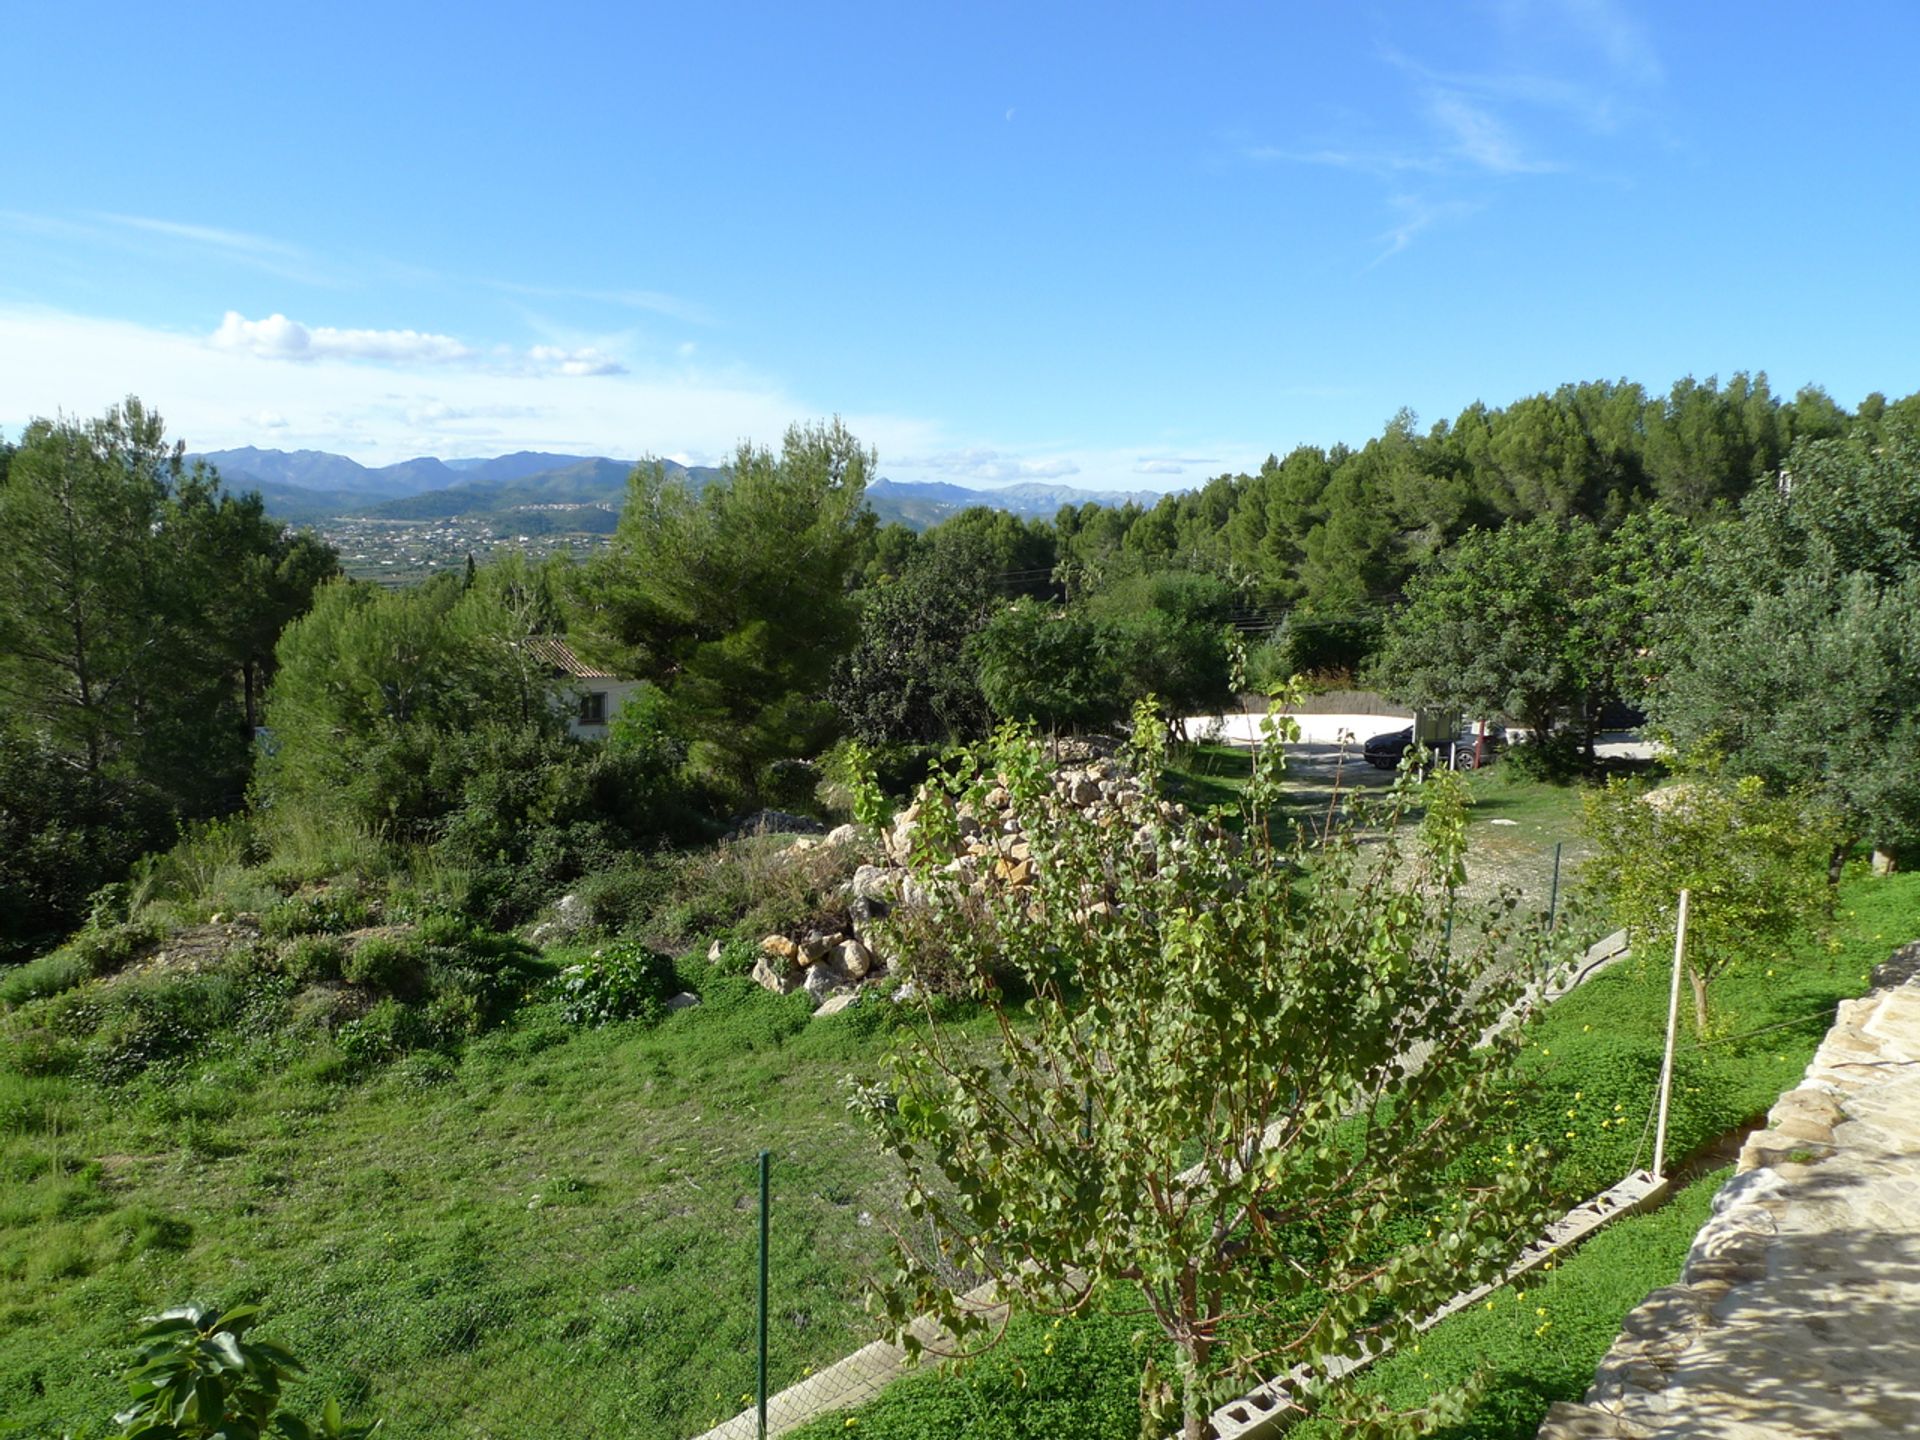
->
[3,1,1916,491]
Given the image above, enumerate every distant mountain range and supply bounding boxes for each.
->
[193,446,1170,531]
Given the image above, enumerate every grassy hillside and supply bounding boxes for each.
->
[0,949,974,1439]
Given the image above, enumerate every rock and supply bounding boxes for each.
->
[761,934,799,962]
[985,786,1011,809]
[707,937,726,963]
[548,892,589,934]
[892,979,922,1004]
[798,933,834,966]
[1067,774,1100,807]
[824,823,866,850]
[751,955,801,995]
[788,836,819,853]
[665,991,702,1012]
[849,894,890,929]
[851,865,894,902]
[833,938,874,979]
[887,817,919,861]
[804,963,850,1004]
[814,991,861,1018]
[1489,818,1520,827]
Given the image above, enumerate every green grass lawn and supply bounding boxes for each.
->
[0,978,976,1439]
[1288,1166,1731,1440]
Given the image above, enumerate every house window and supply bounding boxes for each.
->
[578,690,607,725]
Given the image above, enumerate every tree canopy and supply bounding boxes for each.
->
[1648,420,1920,862]
[572,418,872,797]
[0,399,336,952]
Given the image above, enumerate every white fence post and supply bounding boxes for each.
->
[1651,888,1691,1179]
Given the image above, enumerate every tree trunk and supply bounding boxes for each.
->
[1689,963,1709,1035]
[1828,842,1851,885]
[1178,1344,1208,1440]
[1872,846,1899,877]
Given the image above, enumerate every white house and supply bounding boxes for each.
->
[521,635,643,741]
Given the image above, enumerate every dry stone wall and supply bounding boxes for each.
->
[1536,940,1920,1439]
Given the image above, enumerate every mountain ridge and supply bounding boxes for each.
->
[191,446,1179,531]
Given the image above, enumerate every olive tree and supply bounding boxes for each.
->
[855,709,1558,1439]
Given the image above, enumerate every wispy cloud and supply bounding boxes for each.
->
[1242,144,1444,177]
[210,310,627,377]
[1424,91,1559,174]
[1371,195,1482,266]
[85,212,341,285]
[1550,0,1663,85]
[1245,2,1663,262]
[94,213,308,260]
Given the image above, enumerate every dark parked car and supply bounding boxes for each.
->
[1361,727,1416,769]
[1362,724,1504,770]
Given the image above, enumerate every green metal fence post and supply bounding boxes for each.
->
[1548,841,1563,930]
[758,1149,770,1440]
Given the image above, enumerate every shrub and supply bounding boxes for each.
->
[555,942,676,1028]
[787,1307,1155,1440]
[756,758,823,815]
[705,937,760,977]
[337,998,429,1067]
[343,936,425,995]
[281,936,347,983]
[260,889,374,939]
[0,951,93,1010]
[573,861,675,935]
[0,919,163,1010]
[84,976,248,1083]
[107,1302,375,1440]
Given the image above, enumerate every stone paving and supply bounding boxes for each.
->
[1538,940,1920,1439]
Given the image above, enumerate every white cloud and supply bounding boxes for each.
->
[212,311,474,365]
[209,311,629,377]
[0,304,809,463]
[526,344,625,378]
[1134,459,1186,475]
[910,447,1081,482]
[0,304,1261,497]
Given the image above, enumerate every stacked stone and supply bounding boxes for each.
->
[743,757,1220,1013]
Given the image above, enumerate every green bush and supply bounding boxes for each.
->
[0,950,94,1010]
[83,975,248,1083]
[573,861,675,935]
[0,918,168,1012]
[336,998,430,1067]
[555,942,676,1028]
[281,936,347,983]
[343,936,425,995]
[260,890,374,939]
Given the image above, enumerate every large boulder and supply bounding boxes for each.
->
[833,937,874,979]
[803,962,851,1005]
[752,954,802,996]
[851,864,894,902]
